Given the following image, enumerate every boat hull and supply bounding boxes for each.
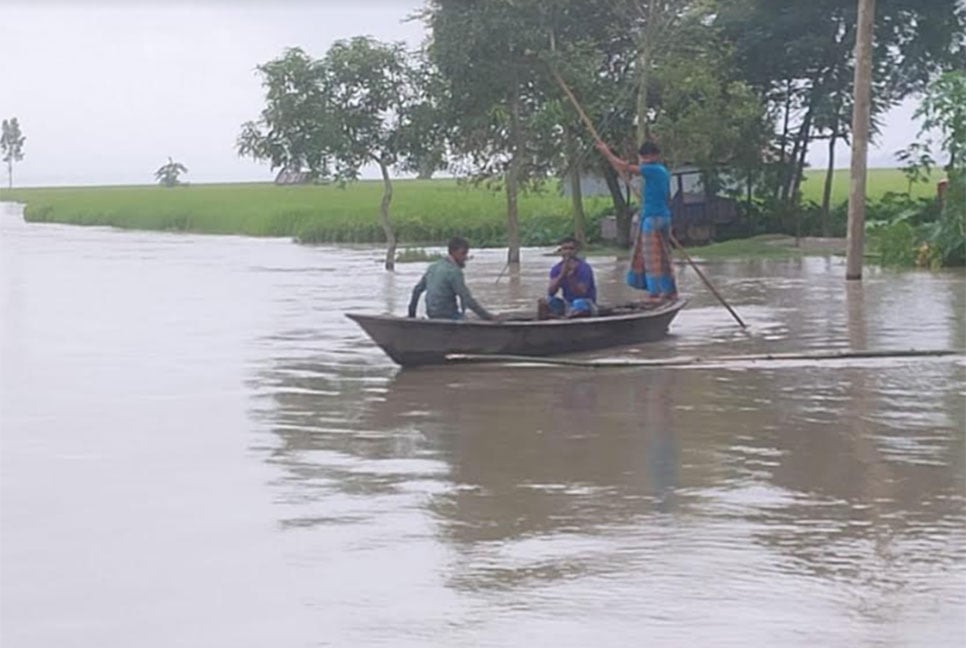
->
[346,299,686,366]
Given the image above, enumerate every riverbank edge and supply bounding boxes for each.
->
[1,196,847,262]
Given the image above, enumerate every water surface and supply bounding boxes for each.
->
[2,203,964,647]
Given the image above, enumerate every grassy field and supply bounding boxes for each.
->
[798,167,937,205]
[0,168,937,247]
[1,180,611,247]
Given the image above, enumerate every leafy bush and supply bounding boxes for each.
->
[865,191,939,225]
[872,219,918,266]
[924,169,965,266]
[864,172,962,268]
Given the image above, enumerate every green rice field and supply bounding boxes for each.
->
[1,180,611,247]
[0,168,939,247]
[797,167,938,205]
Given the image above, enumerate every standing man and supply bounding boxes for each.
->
[408,236,496,320]
[542,236,597,317]
[595,139,677,303]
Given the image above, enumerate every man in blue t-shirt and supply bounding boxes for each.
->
[541,236,597,318]
[595,139,678,301]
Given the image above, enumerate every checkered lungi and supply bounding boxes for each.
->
[626,215,677,297]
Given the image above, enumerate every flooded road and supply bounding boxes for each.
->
[2,202,964,646]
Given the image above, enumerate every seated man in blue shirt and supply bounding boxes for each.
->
[541,236,597,318]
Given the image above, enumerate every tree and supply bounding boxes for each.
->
[1,117,26,189]
[650,47,765,176]
[618,0,696,145]
[321,37,443,270]
[426,0,764,252]
[155,157,188,186]
[914,70,966,174]
[547,2,642,247]
[426,0,568,264]
[814,86,852,235]
[717,0,966,223]
[911,70,966,267]
[543,1,767,246]
[237,48,333,179]
[240,39,444,271]
[397,57,451,182]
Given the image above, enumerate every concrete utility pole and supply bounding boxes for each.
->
[846,0,876,281]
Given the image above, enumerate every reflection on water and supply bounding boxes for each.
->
[254,352,965,644]
[2,204,965,647]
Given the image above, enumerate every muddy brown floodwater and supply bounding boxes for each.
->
[2,202,964,647]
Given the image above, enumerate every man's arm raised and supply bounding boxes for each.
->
[594,141,640,177]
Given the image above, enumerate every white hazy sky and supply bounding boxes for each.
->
[0,1,925,188]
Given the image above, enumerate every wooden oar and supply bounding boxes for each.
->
[548,65,603,142]
[547,64,747,330]
[665,233,746,328]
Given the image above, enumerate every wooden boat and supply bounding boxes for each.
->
[346,298,687,367]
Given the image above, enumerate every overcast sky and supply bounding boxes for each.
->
[1,1,926,188]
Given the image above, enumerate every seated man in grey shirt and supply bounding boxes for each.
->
[408,236,495,321]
